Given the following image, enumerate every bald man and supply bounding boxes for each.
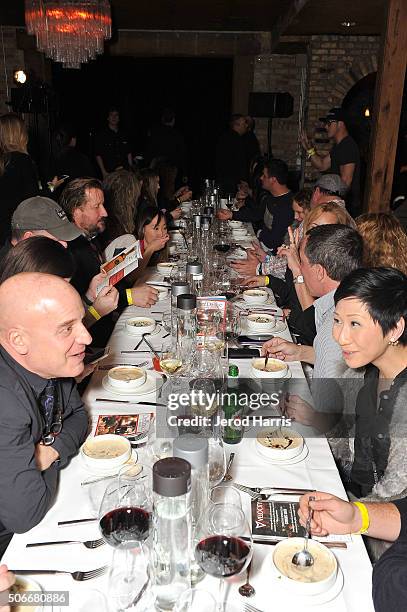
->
[0,273,90,558]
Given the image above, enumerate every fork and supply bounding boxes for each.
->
[233,484,262,499]
[10,566,107,581]
[244,604,264,612]
[26,538,105,549]
[233,483,311,499]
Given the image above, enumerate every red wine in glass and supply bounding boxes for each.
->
[195,535,251,578]
[100,506,151,549]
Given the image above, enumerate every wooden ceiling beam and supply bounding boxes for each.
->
[364,0,407,212]
[270,0,310,51]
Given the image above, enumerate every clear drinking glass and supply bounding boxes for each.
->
[210,484,242,508]
[98,465,152,608]
[174,589,217,612]
[194,504,253,612]
[159,341,184,377]
[208,436,227,487]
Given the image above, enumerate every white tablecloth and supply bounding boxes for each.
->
[3,235,374,612]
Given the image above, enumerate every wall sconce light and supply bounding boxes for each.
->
[14,70,27,84]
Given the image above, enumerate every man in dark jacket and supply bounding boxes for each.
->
[0,273,90,557]
[216,114,248,194]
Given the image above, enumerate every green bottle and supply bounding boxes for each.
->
[222,365,243,445]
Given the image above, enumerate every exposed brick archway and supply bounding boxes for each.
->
[329,54,378,107]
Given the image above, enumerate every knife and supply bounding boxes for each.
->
[241,537,347,549]
[58,518,97,526]
[95,399,166,406]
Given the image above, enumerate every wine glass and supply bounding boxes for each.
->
[208,436,227,487]
[159,342,184,377]
[190,378,218,418]
[194,504,253,612]
[99,465,152,608]
[175,589,217,612]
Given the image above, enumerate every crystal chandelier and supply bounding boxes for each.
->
[25,0,112,69]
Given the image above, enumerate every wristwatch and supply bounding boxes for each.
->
[293,274,304,284]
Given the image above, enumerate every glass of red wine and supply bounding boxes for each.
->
[194,503,253,611]
[99,464,152,608]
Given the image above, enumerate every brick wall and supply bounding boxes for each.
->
[0,27,25,115]
[252,35,380,178]
[252,53,307,170]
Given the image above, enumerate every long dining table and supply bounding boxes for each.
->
[2,225,374,612]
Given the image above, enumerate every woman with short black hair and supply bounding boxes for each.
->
[333,267,407,506]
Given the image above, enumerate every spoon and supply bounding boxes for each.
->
[239,560,255,597]
[264,351,269,370]
[292,496,315,568]
[221,452,235,482]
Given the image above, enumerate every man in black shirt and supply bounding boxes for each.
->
[0,273,90,558]
[145,109,187,181]
[216,114,248,194]
[95,108,133,178]
[301,107,361,216]
[242,115,261,170]
[218,158,294,253]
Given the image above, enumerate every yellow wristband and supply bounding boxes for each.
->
[352,502,370,535]
[307,147,316,158]
[264,275,270,286]
[88,306,101,321]
[126,288,133,306]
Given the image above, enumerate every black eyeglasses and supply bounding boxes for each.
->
[42,417,62,446]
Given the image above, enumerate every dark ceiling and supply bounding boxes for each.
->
[0,0,385,35]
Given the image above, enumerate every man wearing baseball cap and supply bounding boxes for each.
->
[311,174,349,209]
[0,196,82,263]
[301,107,360,216]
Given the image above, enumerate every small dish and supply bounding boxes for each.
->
[243,289,269,304]
[247,313,276,332]
[271,537,338,596]
[256,427,304,460]
[102,370,164,397]
[81,434,131,473]
[108,365,147,390]
[251,357,288,378]
[126,317,156,335]
[157,262,177,275]
[253,438,307,464]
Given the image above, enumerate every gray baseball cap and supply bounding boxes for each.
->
[314,174,349,198]
[11,196,82,241]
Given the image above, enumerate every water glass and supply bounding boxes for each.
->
[210,484,242,508]
[174,589,217,612]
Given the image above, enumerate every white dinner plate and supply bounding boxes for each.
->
[265,559,344,607]
[80,450,139,477]
[235,294,276,307]
[102,371,164,397]
[253,439,308,464]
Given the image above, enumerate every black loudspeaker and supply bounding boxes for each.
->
[249,92,294,118]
